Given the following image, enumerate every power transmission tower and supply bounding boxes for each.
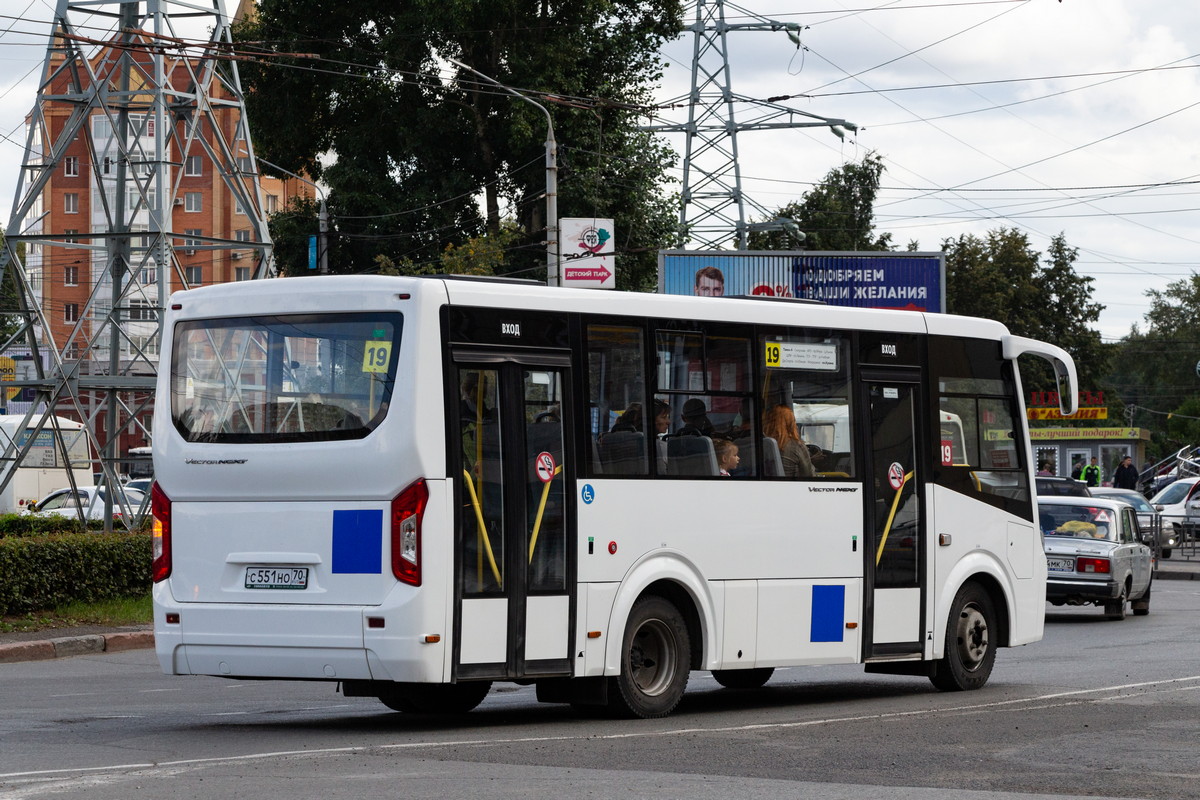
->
[646,0,856,249]
[0,0,273,526]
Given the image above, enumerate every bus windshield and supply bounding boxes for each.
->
[170,312,401,443]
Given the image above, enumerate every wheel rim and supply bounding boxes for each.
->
[629,617,678,696]
[954,602,989,672]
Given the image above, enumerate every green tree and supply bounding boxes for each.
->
[236,0,683,290]
[747,151,892,251]
[1109,274,1200,448]
[943,228,1107,391]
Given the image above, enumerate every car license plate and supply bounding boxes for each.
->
[1046,557,1075,573]
[245,567,309,590]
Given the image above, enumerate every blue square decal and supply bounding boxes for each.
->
[810,584,845,643]
[331,509,383,574]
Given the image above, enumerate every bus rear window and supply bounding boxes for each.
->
[171,312,401,443]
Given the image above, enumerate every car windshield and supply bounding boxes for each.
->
[1151,481,1194,505]
[1113,493,1153,513]
[1039,504,1118,541]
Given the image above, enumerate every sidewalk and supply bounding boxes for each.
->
[0,624,152,665]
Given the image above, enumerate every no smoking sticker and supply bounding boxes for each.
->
[887,462,905,491]
[535,451,556,483]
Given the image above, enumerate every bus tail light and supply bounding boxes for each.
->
[391,479,428,586]
[151,482,172,583]
[1076,556,1110,574]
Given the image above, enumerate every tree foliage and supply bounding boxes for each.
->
[237,0,684,289]
[1110,274,1200,439]
[747,152,892,252]
[942,228,1107,391]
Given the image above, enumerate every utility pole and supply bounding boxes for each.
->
[645,0,856,249]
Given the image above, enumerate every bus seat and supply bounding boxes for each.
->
[761,436,784,477]
[598,431,647,475]
[591,437,603,474]
[665,435,718,476]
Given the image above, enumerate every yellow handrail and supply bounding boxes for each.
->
[876,470,914,567]
[528,464,563,564]
[462,469,503,587]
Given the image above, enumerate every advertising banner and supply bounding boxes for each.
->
[658,250,944,313]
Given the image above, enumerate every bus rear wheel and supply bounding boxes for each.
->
[608,596,690,719]
[712,667,774,689]
[378,681,492,714]
[930,582,996,692]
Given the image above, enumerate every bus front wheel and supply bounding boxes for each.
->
[378,681,492,714]
[608,596,690,719]
[930,582,996,692]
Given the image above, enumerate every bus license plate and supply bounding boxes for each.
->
[1046,557,1075,573]
[245,567,309,590]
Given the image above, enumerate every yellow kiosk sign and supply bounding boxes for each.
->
[0,357,17,400]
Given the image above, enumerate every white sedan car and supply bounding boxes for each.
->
[26,485,147,522]
[1040,497,1153,620]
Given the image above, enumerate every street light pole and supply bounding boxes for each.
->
[255,156,329,274]
[447,58,559,287]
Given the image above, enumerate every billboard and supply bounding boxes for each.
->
[658,250,945,313]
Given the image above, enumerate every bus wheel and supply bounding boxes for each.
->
[378,681,492,714]
[608,596,690,719]
[712,667,774,689]
[930,582,996,692]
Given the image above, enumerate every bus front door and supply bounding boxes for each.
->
[862,372,925,660]
[453,359,573,681]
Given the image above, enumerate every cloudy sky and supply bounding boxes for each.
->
[2,0,1198,341]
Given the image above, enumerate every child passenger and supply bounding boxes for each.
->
[714,438,739,476]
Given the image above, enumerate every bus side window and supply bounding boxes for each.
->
[586,323,649,477]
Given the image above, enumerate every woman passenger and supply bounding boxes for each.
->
[762,404,816,478]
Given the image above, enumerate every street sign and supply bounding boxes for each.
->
[561,218,615,289]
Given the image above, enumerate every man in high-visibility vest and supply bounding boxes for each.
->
[1081,456,1102,487]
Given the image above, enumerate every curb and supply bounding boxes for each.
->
[1156,568,1199,581]
[0,630,153,664]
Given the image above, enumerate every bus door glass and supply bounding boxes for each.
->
[454,358,572,681]
[862,373,924,656]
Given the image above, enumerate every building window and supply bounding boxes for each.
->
[234,197,246,215]
[64,156,79,177]
[237,156,254,174]
[102,156,113,175]
[185,192,202,212]
[234,267,250,281]
[129,300,157,322]
[184,155,202,176]
[64,193,79,213]
[64,266,79,286]
[184,265,202,286]
[63,229,79,244]
[64,303,79,323]
[182,228,202,255]
[235,229,251,243]
[266,194,278,214]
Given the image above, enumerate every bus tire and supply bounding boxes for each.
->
[608,596,690,719]
[930,582,996,692]
[712,667,774,689]
[378,681,492,714]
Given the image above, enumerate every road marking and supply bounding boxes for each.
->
[4,674,1200,781]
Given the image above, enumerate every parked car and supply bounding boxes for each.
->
[26,485,147,522]
[124,478,153,494]
[1040,497,1153,620]
[1148,477,1200,552]
[1090,487,1173,557]
[1035,476,1090,497]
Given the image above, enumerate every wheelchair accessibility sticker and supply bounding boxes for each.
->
[581,484,595,504]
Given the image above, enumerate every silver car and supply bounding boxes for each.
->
[26,485,147,522]
[1040,497,1153,620]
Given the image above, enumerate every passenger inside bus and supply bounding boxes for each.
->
[762,404,816,478]
[677,398,715,437]
[714,439,739,476]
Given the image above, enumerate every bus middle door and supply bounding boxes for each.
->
[453,356,573,682]
[861,370,926,660]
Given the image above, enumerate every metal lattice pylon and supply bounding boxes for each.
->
[646,0,857,249]
[0,0,273,526]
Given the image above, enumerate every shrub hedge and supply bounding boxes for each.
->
[0,514,107,538]
[0,531,151,615]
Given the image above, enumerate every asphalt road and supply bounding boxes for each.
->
[2,583,1199,800]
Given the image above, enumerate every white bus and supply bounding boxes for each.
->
[151,275,1077,718]
[0,415,91,514]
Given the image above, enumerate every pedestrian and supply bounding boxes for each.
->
[1081,456,1101,487]
[1112,456,1139,490]
[1036,460,1053,477]
[1070,458,1084,480]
